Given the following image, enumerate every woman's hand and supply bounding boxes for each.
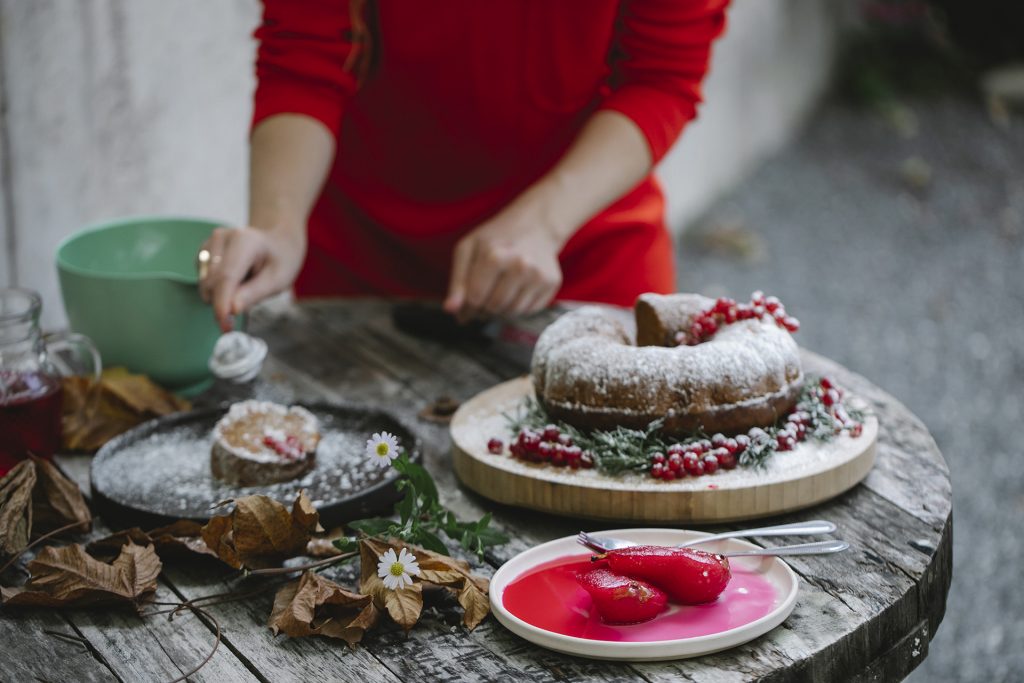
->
[198,225,306,332]
[443,214,565,322]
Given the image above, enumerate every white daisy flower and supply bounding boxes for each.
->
[366,431,400,468]
[377,547,420,590]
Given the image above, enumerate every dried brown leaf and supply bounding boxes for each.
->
[269,570,379,645]
[1,541,161,609]
[411,547,490,630]
[0,460,36,558]
[148,520,216,560]
[29,456,91,535]
[101,367,191,416]
[306,527,348,558]
[61,369,191,452]
[86,521,214,563]
[85,528,152,562]
[201,491,320,570]
[357,537,433,631]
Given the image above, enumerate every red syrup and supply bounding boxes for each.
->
[502,554,780,642]
[0,372,63,477]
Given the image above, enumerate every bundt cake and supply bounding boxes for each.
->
[531,293,803,436]
[210,400,320,486]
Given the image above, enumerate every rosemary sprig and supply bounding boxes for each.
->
[506,375,867,474]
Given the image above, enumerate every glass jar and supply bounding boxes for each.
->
[0,288,100,475]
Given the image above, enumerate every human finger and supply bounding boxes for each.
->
[481,263,528,316]
[198,228,230,303]
[461,245,503,321]
[231,262,285,315]
[210,233,262,331]
[443,238,476,315]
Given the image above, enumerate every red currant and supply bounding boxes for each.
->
[724,438,739,455]
[662,469,677,481]
[734,434,750,452]
[580,451,595,468]
[538,441,554,460]
[668,453,683,472]
[666,443,685,457]
[558,433,574,447]
[849,423,863,438]
[651,463,665,479]
[683,455,704,476]
[542,424,561,442]
[487,438,504,454]
[711,433,727,448]
[819,376,834,390]
[703,453,720,474]
[718,451,738,470]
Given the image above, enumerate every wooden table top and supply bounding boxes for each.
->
[0,299,952,682]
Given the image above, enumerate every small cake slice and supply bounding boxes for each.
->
[210,400,319,486]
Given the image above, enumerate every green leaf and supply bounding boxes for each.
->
[474,526,509,546]
[474,512,492,532]
[332,536,359,552]
[349,517,395,536]
[412,528,449,555]
[402,460,439,505]
[396,489,415,527]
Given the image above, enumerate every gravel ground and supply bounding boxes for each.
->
[675,96,1023,682]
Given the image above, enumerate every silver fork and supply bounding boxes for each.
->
[579,536,849,558]
[578,519,836,553]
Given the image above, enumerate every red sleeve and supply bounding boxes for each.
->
[251,0,359,138]
[598,0,729,163]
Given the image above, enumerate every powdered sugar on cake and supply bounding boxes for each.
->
[531,294,804,435]
[212,400,319,464]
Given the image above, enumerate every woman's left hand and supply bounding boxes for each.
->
[443,213,565,322]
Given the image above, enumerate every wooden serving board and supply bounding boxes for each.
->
[452,376,878,524]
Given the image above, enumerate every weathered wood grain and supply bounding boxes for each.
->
[0,608,118,682]
[3,300,951,682]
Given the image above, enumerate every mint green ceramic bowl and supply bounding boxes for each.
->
[56,216,224,395]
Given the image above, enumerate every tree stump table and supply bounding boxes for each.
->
[0,300,952,682]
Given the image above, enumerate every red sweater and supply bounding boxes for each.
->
[253,0,728,306]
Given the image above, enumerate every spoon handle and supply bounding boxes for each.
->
[675,520,837,548]
[723,539,849,558]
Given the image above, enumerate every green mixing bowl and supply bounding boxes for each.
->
[56,216,227,395]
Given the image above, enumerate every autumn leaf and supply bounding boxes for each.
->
[147,520,216,560]
[201,491,322,570]
[85,528,152,562]
[61,368,191,451]
[86,521,214,563]
[100,367,190,416]
[414,547,490,630]
[0,461,36,558]
[306,527,349,558]
[29,456,91,535]
[1,541,161,610]
[269,570,379,646]
[358,537,423,630]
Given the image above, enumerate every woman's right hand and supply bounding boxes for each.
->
[198,225,306,332]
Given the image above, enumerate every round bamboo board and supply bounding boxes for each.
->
[452,376,878,524]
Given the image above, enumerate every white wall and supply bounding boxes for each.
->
[0,0,259,327]
[661,0,843,229]
[0,0,842,329]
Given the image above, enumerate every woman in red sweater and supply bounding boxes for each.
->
[200,0,728,329]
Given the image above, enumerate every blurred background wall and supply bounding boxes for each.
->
[0,0,845,328]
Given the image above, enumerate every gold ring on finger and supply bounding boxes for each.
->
[197,248,212,280]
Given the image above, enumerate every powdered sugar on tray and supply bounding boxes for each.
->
[454,389,876,492]
[92,407,399,518]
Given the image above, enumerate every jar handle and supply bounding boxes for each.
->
[44,331,102,381]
